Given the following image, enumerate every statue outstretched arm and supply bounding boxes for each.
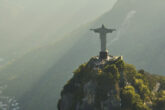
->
[90,28,100,33]
[107,29,116,33]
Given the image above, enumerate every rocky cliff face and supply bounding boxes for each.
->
[58,56,165,110]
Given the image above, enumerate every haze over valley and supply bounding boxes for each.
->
[0,0,165,110]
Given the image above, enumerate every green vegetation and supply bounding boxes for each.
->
[153,91,165,110]
[121,86,150,110]
[1,0,165,110]
[60,58,165,110]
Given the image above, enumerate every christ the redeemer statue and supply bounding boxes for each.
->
[90,24,116,59]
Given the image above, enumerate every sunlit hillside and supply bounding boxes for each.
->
[0,0,116,66]
[0,0,165,110]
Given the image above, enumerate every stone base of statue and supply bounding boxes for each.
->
[99,51,108,59]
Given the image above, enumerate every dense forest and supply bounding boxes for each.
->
[59,57,165,110]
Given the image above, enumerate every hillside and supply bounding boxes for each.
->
[59,56,165,110]
[72,0,165,74]
[0,26,90,110]
[0,0,165,110]
[0,0,116,66]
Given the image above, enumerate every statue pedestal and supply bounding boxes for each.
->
[99,51,108,59]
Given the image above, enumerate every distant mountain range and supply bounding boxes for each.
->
[0,0,165,110]
[0,0,115,65]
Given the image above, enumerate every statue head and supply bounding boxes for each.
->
[102,24,105,28]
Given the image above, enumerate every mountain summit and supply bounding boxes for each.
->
[58,55,165,110]
[57,21,165,110]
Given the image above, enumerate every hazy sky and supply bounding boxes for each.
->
[0,0,117,62]
[0,0,117,37]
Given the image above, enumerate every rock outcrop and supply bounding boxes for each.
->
[58,56,165,110]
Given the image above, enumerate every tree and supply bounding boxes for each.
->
[121,86,150,110]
